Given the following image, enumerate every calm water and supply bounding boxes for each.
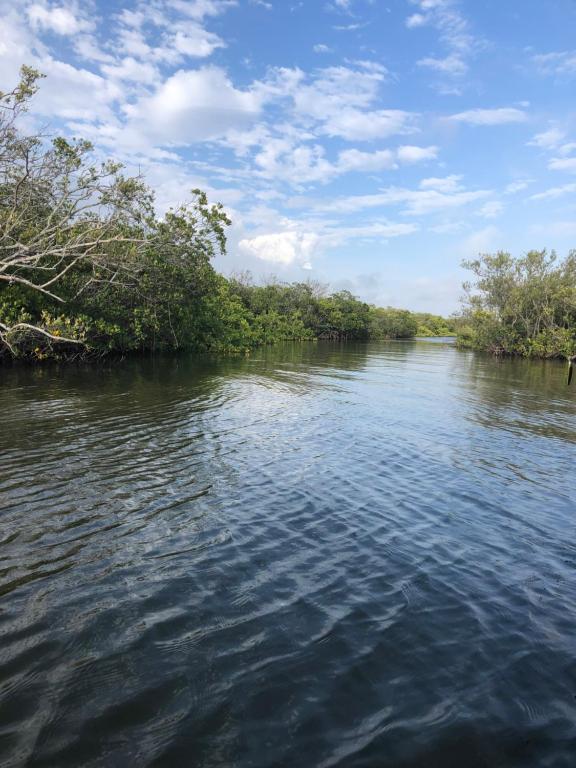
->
[1,340,576,768]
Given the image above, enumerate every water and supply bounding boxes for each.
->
[1,340,575,768]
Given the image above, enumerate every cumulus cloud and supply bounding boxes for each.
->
[27,3,93,35]
[3,0,569,295]
[322,109,417,141]
[337,148,396,172]
[239,231,319,268]
[169,25,226,58]
[101,57,159,85]
[238,138,439,188]
[239,218,417,269]
[270,64,418,142]
[338,145,437,172]
[124,67,262,144]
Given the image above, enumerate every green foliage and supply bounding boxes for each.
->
[1,67,449,361]
[370,307,418,339]
[413,312,459,337]
[458,250,576,358]
[228,279,377,342]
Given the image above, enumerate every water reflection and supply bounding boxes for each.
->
[1,342,575,767]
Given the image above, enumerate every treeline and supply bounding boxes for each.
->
[457,250,576,358]
[1,68,443,361]
[228,277,421,343]
[413,313,459,337]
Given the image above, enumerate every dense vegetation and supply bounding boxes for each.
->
[0,68,448,362]
[413,313,459,337]
[457,250,576,358]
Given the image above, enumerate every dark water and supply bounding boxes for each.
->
[1,340,576,768]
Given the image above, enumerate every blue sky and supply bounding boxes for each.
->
[1,0,575,313]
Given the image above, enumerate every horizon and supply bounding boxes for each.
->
[1,0,575,314]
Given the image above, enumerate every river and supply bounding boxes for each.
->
[1,340,575,767]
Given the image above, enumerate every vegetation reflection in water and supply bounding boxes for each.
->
[0,340,575,767]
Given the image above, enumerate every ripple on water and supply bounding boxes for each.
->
[0,343,575,767]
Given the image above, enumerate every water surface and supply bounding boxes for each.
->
[1,340,575,767]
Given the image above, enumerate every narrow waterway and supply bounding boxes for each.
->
[1,340,575,767]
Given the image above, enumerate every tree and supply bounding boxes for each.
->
[0,68,156,355]
[370,307,418,339]
[459,250,576,357]
[0,67,231,358]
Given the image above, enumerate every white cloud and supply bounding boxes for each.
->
[315,183,490,215]
[323,109,418,141]
[238,218,417,269]
[235,138,439,188]
[397,145,438,163]
[548,157,576,173]
[533,51,576,77]
[337,148,396,172]
[32,58,121,121]
[270,64,418,142]
[504,180,531,194]
[528,127,565,149]
[449,107,528,125]
[338,145,437,171]
[477,201,503,219]
[169,0,238,21]
[239,231,319,267]
[408,0,479,83]
[169,25,226,58]
[323,222,418,242]
[529,183,576,201]
[101,57,159,84]
[420,175,463,192]
[27,3,92,35]
[292,64,383,114]
[350,113,413,146]
[406,13,426,28]
[124,67,262,145]
[252,139,334,185]
[4,0,567,297]
[418,54,468,76]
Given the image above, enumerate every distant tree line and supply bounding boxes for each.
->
[413,313,459,337]
[457,250,576,358]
